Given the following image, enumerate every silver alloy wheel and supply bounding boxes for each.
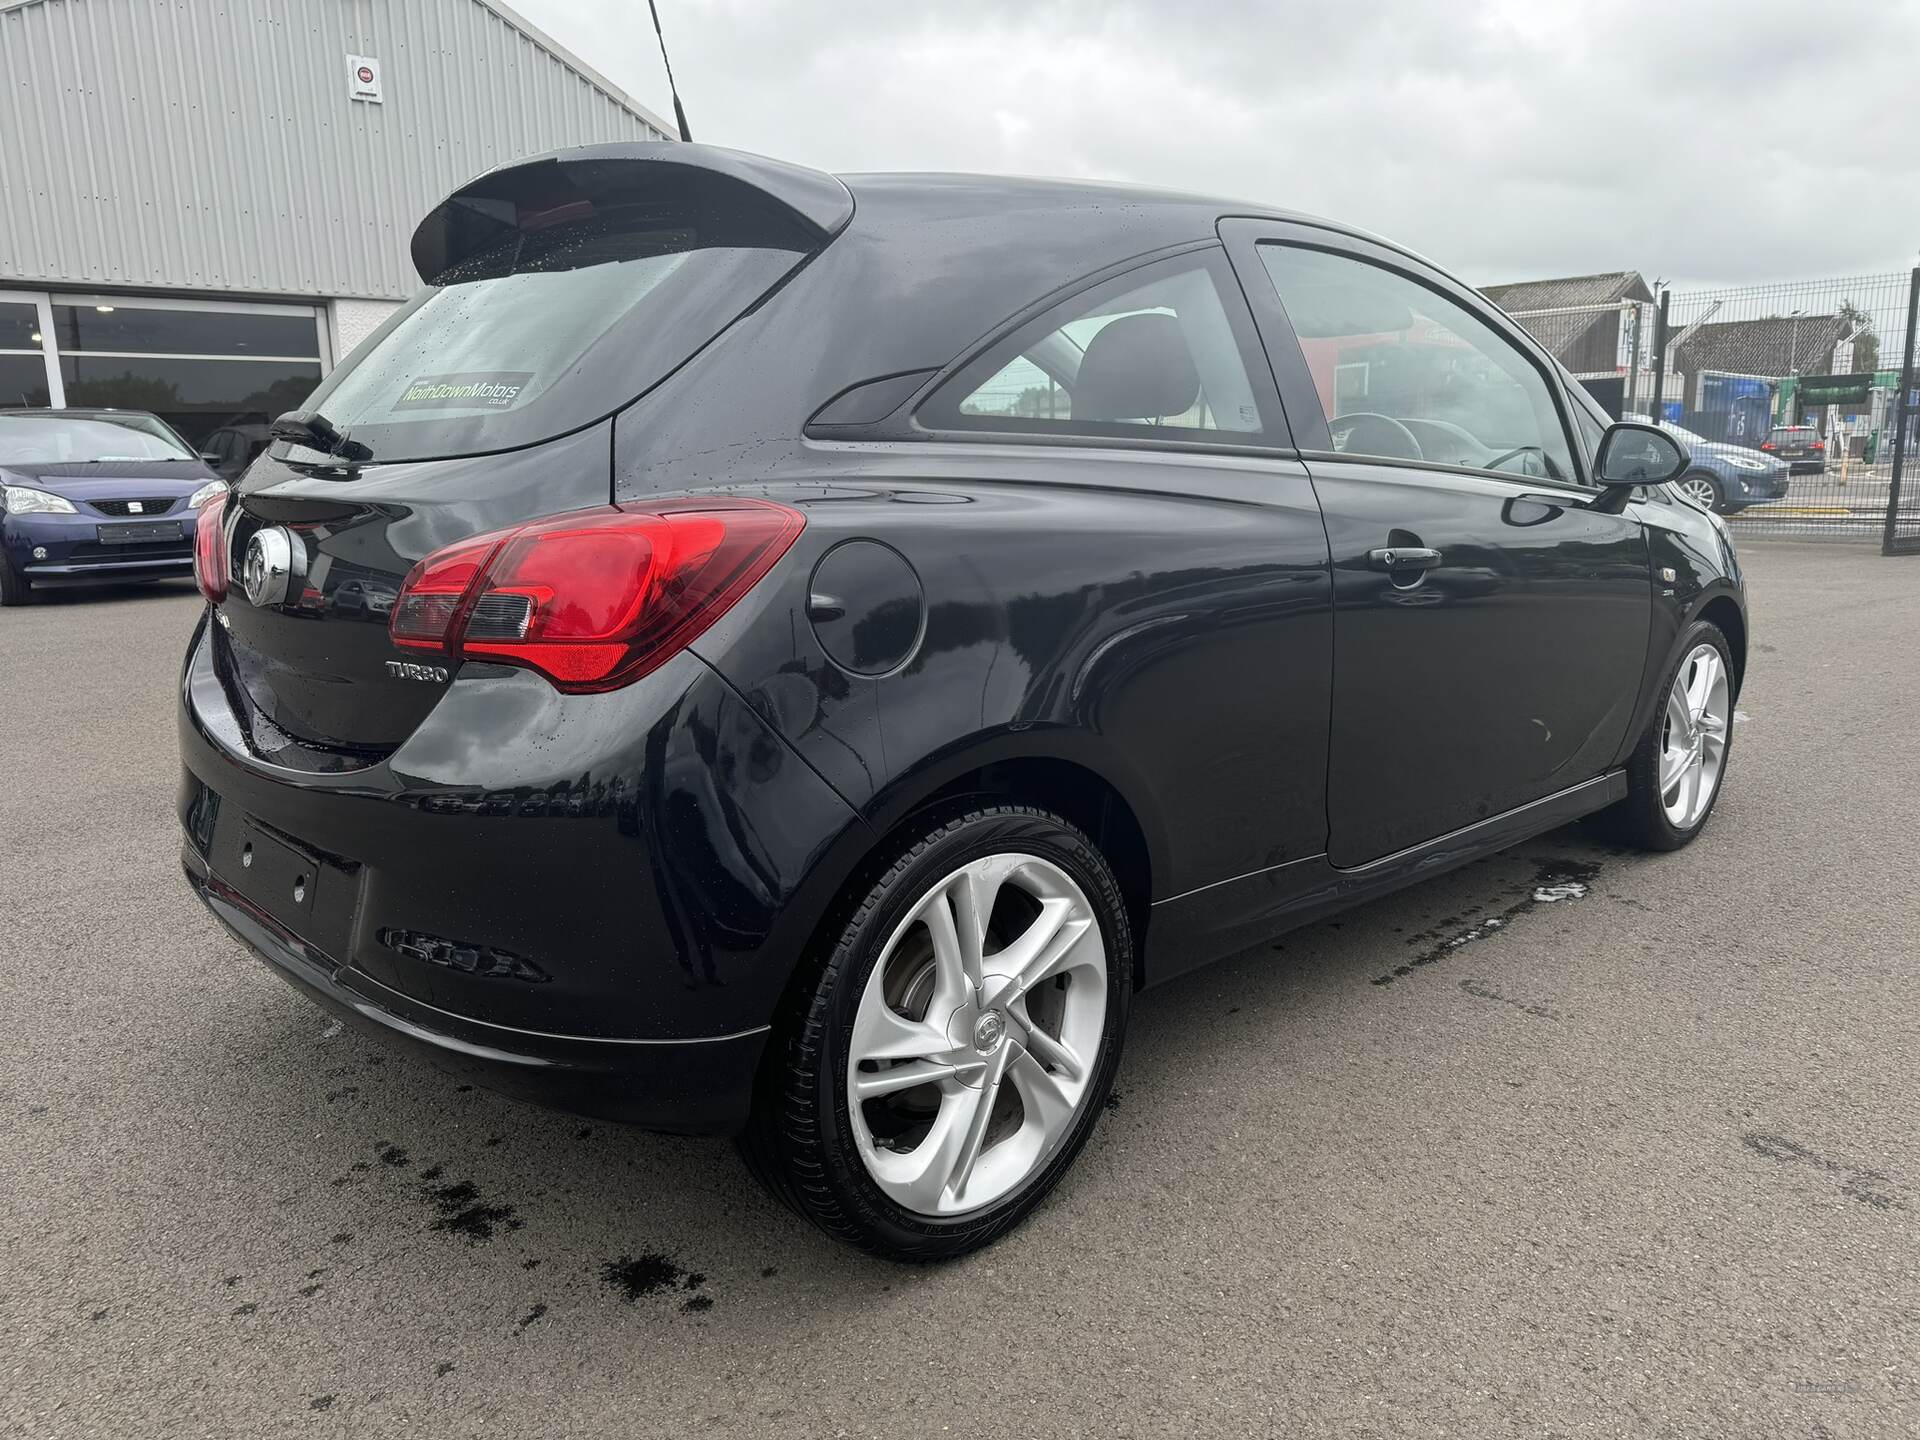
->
[845,852,1107,1217]
[1659,642,1731,829]
[1678,474,1719,511]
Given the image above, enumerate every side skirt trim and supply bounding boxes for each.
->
[1143,770,1626,987]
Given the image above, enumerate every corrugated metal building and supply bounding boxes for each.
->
[0,0,671,468]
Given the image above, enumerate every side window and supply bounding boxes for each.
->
[923,253,1269,440]
[1571,404,1606,467]
[1257,244,1575,482]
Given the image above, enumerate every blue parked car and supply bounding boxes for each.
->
[1630,415,1790,515]
[0,409,225,605]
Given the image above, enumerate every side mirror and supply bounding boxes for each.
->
[1590,422,1689,512]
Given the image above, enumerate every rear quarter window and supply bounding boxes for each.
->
[918,250,1280,445]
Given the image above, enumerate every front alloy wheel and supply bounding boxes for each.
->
[1658,642,1730,829]
[1677,473,1722,512]
[742,805,1129,1260]
[1607,618,1736,850]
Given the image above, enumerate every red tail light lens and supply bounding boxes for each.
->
[390,499,804,692]
[194,489,230,601]
[1759,441,1776,451]
[390,536,500,649]
[1812,440,1826,452]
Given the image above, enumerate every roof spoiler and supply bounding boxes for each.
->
[410,142,854,283]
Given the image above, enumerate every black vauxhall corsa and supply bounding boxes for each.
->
[179,143,1745,1260]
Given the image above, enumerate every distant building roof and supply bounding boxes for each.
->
[1481,271,1654,314]
[1481,272,1653,375]
[1673,313,1854,379]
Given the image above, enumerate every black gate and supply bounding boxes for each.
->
[1880,268,1920,555]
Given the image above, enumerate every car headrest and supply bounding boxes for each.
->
[1074,313,1201,422]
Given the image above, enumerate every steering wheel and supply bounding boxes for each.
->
[1330,412,1424,462]
[1481,445,1539,472]
[1481,445,1566,481]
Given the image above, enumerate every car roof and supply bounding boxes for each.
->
[458,140,1344,229]
[835,167,1406,255]
[430,141,1400,279]
[0,406,164,420]
[837,169,1319,228]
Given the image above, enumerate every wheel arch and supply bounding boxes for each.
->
[777,733,1166,1004]
[1695,591,1747,694]
[878,753,1157,981]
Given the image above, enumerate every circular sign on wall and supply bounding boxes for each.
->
[347,53,384,103]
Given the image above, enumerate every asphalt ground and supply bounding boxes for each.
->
[3,542,1916,1438]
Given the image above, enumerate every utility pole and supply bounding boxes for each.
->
[1622,301,1642,419]
[1777,308,1808,428]
[1648,290,1670,426]
[1881,266,1919,554]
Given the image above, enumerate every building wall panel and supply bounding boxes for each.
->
[0,0,670,299]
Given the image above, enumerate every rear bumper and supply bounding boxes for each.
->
[176,612,866,1134]
[182,845,768,1132]
[5,508,198,577]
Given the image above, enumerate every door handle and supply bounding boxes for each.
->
[1368,546,1442,571]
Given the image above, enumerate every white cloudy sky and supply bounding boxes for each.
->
[512,0,1919,289]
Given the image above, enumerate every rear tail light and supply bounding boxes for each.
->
[194,488,230,601]
[1812,440,1826,452]
[1759,441,1776,451]
[390,498,805,693]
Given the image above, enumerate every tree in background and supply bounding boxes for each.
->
[1838,300,1880,374]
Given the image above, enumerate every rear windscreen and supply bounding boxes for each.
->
[297,169,818,463]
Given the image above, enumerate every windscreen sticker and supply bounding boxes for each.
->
[393,372,534,412]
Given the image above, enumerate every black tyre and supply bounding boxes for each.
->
[0,551,31,607]
[741,804,1131,1260]
[1607,619,1735,851]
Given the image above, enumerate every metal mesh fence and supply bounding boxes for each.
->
[1664,272,1914,542]
[1498,269,1919,549]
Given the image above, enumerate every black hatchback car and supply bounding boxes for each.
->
[179,144,1745,1260]
[1762,424,1827,474]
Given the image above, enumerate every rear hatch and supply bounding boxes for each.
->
[210,146,847,760]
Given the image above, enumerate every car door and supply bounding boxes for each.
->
[905,244,1337,911]
[1221,219,1652,868]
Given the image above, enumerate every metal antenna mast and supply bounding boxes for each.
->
[644,0,693,142]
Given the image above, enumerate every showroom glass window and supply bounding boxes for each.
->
[50,302,324,456]
[1257,245,1575,481]
[0,300,52,407]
